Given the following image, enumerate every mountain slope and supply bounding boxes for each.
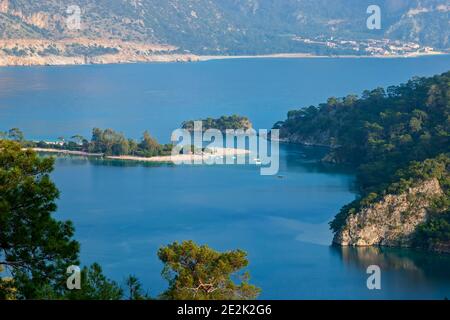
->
[0,0,448,55]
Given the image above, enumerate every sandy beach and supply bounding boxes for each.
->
[198,51,448,61]
[106,147,251,163]
[31,147,250,163]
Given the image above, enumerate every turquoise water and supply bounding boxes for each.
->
[1,56,450,299]
[1,56,450,142]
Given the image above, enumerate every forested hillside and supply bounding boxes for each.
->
[276,71,450,188]
[275,71,450,252]
[0,0,448,55]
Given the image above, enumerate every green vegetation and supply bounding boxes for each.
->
[415,210,450,249]
[1,128,25,142]
[411,156,450,250]
[330,155,450,238]
[182,115,253,132]
[277,71,450,189]
[1,47,28,57]
[0,140,79,299]
[88,128,171,157]
[0,127,173,158]
[158,240,260,300]
[2,116,254,159]
[0,140,128,300]
[63,264,123,300]
[88,128,172,156]
[65,44,120,57]
[0,140,259,299]
[276,71,450,250]
[1,1,448,54]
[39,45,61,56]
[124,275,149,300]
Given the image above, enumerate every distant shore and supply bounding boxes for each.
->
[31,147,251,163]
[1,51,447,67]
[199,51,448,61]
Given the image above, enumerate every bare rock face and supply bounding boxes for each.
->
[0,0,8,13]
[333,179,444,247]
[22,12,50,29]
[0,39,199,66]
[0,0,9,13]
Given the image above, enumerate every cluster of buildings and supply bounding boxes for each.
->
[292,36,440,56]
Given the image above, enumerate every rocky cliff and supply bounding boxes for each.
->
[333,179,447,251]
[0,0,448,56]
[0,39,199,66]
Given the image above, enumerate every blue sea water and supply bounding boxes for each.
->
[1,56,450,299]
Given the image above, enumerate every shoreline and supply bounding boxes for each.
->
[198,51,448,61]
[31,148,103,157]
[1,51,447,67]
[31,147,251,163]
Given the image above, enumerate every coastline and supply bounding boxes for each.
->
[31,148,103,157]
[198,51,448,61]
[1,51,447,67]
[31,147,251,163]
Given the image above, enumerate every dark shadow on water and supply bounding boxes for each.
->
[89,158,175,169]
[50,154,173,168]
[280,143,359,193]
[281,143,356,175]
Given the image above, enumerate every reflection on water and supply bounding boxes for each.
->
[336,246,421,272]
[332,246,450,298]
[46,143,355,176]
[44,154,173,169]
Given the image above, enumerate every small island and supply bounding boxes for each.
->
[182,115,253,132]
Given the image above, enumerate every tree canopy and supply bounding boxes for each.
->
[158,240,260,300]
[275,71,450,250]
[182,115,253,132]
[64,263,123,300]
[276,71,450,191]
[0,140,79,299]
[24,127,172,158]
